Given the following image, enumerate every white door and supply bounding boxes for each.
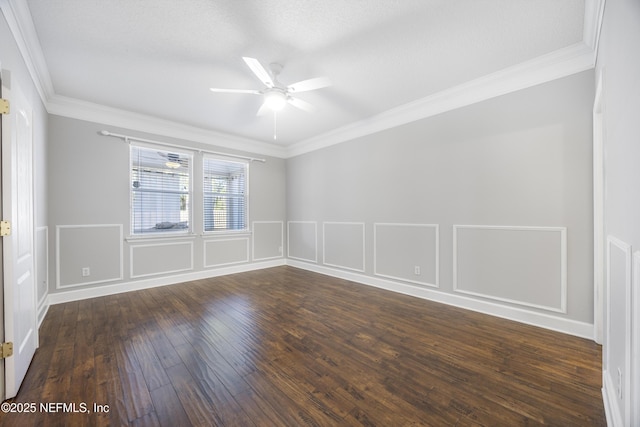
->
[1,75,37,399]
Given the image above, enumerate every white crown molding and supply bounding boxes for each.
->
[286,0,605,158]
[583,0,606,53]
[47,94,288,158]
[286,42,596,158]
[1,0,287,158]
[0,0,54,104]
[4,0,604,160]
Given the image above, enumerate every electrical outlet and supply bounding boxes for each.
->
[414,266,421,276]
[617,368,623,399]
[82,267,90,277]
[278,246,283,254]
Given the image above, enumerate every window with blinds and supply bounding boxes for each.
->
[203,157,248,232]
[131,145,192,234]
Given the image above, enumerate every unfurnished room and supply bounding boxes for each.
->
[0,0,638,426]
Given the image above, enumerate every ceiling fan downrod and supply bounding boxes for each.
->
[273,111,277,140]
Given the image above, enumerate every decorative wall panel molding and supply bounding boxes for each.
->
[633,251,640,426]
[56,224,123,288]
[374,223,439,287]
[287,221,317,263]
[35,226,49,325]
[323,222,365,273]
[130,240,193,279]
[252,221,284,261]
[603,236,632,427]
[453,225,567,313]
[204,237,249,268]
[35,226,48,305]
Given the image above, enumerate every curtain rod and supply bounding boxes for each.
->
[98,130,267,163]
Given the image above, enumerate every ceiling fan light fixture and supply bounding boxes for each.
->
[264,90,287,111]
[165,161,181,169]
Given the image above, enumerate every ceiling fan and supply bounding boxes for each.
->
[158,152,188,169]
[210,57,331,139]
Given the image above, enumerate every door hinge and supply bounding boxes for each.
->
[0,98,8,114]
[0,220,10,237]
[0,342,13,359]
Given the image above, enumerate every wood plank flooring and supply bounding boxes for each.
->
[1,266,605,426]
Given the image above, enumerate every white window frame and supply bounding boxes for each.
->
[129,143,194,237]
[202,155,249,234]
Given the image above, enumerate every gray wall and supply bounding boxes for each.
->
[596,0,640,425]
[287,70,594,324]
[47,115,286,293]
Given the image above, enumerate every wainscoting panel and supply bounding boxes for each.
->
[204,237,250,268]
[252,221,283,261]
[453,225,567,313]
[36,226,49,325]
[633,251,640,427]
[130,240,193,279]
[603,236,632,426]
[56,224,123,288]
[288,221,317,263]
[323,222,365,272]
[374,223,439,287]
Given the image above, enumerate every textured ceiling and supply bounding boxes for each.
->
[24,0,585,147]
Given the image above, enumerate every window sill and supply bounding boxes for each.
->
[125,230,253,242]
[201,230,252,238]
[125,233,198,242]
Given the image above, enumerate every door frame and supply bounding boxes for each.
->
[0,60,4,403]
[593,69,605,345]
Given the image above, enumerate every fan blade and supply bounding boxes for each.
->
[287,77,331,93]
[256,101,271,117]
[242,57,274,88]
[288,97,317,113]
[210,88,261,94]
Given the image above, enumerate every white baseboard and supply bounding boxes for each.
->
[602,370,624,427]
[46,257,594,340]
[286,259,595,340]
[47,259,285,305]
[37,296,49,328]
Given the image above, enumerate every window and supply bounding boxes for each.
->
[203,157,248,232]
[131,145,192,235]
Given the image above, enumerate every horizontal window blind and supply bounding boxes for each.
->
[203,157,247,232]
[131,145,191,234]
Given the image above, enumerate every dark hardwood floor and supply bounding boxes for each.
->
[1,266,605,426]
